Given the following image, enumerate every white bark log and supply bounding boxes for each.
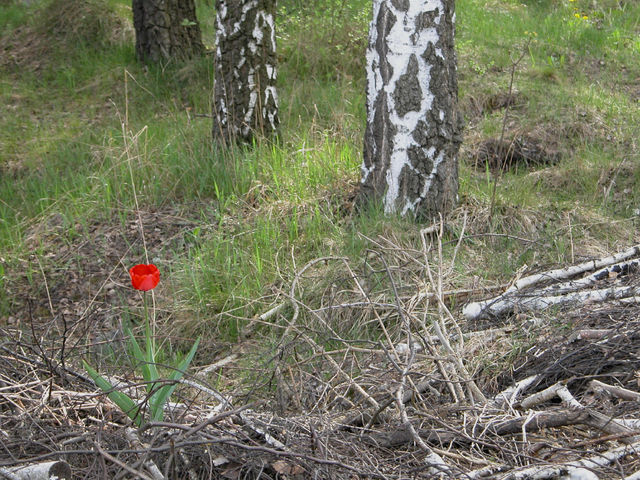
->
[505,245,640,293]
[493,374,539,408]
[588,379,640,402]
[499,466,598,480]
[464,285,640,320]
[474,441,640,479]
[4,462,71,480]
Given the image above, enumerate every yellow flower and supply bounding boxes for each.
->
[582,15,588,19]
[574,12,581,17]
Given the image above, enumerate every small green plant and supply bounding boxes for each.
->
[84,264,200,427]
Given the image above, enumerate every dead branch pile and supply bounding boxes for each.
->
[2,234,640,479]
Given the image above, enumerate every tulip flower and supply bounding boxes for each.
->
[85,261,199,427]
[129,264,160,291]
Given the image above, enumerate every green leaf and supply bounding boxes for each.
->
[127,328,159,389]
[83,360,142,427]
[127,325,163,420]
[148,337,200,423]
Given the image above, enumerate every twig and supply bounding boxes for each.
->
[391,250,452,476]
[195,354,238,379]
[446,209,467,277]
[95,442,158,480]
[285,256,348,336]
[282,296,380,410]
[489,39,530,223]
[124,428,165,480]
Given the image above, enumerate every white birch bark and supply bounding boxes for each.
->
[213,0,279,144]
[5,461,71,480]
[359,0,462,220]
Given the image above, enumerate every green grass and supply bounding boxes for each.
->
[0,0,638,361]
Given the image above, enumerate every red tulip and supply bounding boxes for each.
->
[129,264,160,291]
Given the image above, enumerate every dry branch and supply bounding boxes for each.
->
[588,380,640,402]
[520,382,640,443]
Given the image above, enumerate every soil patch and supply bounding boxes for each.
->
[3,207,208,356]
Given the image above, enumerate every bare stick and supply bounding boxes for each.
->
[494,375,540,409]
[589,379,640,402]
[520,382,574,410]
[124,427,165,480]
[422,225,486,403]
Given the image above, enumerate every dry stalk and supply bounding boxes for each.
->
[393,306,452,477]
[421,222,486,404]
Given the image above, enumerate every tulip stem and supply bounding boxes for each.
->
[143,293,155,354]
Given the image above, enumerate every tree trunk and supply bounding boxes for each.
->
[213,0,279,145]
[132,0,204,63]
[358,0,463,220]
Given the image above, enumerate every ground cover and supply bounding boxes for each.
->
[0,0,639,477]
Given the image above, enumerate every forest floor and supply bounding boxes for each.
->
[1,0,640,478]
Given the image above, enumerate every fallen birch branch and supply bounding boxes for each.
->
[468,439,640,479]
[493,375,540,409]
[364,408,589,448]
[588,379,640,402]
[464,282,640,320]
[463,245,640,320]
[522,258,640,298]
[504,245,639,293]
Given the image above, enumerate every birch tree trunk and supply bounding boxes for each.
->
[132,0,204,63]
[359,0,463,220]
[213,0,279,145]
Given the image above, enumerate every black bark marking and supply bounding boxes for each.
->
[375,2,396,84]
[394,54,422,117]
[391,0,409,11]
